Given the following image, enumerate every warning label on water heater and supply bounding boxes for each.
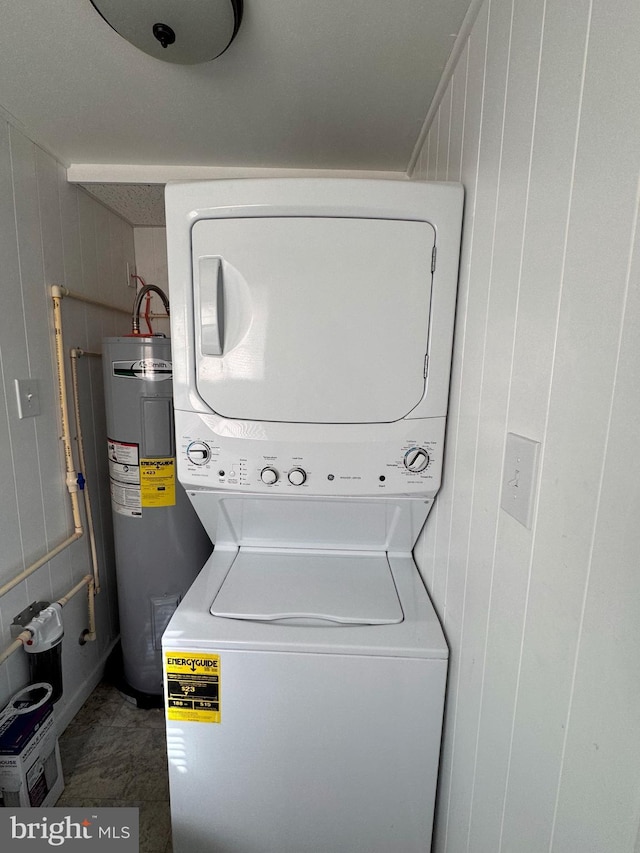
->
[108,438,142,517]
[165,652,221,723]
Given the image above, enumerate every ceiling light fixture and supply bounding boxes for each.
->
[89,0,243,64]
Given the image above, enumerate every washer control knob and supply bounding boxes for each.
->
[288,468,307,486]
[404,447,430,473]
[260,466,279,485]
[186,441,211,465]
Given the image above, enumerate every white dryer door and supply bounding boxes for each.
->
[191,216,435,423]
[210,549,404,625]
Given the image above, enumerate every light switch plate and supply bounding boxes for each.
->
[15,378,41,419]
[501,433,540,528]
[127,261,137,288]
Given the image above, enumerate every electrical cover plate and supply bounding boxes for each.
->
[14,379,40,419]
[501,433,540,529]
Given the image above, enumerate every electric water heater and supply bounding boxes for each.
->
[103,336,211,704]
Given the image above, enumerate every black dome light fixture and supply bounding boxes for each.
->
[89,0,243,64]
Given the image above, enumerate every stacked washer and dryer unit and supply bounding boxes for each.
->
[162,179,463,853]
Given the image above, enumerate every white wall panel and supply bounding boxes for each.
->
[0,121,25,583]
[108,210,127,299]
[500,0,640,847]
[550,189,640,853]
[10,125,51,583]
[438,2,513,849]
[421,7,491,851]
[410,0,640,850]
[36,154,68,548]
[1,127,46,577]
[465,1,545,849]
[95,203,113,297]
[77,190,99,302]
[425,114,437,180]
[447,42,469,184]
[436,85,453,181]
[0,116,134,729]
[59,163,84,295]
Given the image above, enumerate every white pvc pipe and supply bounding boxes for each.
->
[57,575,96,643]
[0,631,33,668]
[0,287,108,666]
[70,349,101,593]
[1,289,87,597]
[0,532,81,599]
[50,284,130,315]
[57,574,93,607]
[58,575,96,642]
[52,290,84,538]
[87,577,96,642]
[71,349,101,358]
[0,572,97,667]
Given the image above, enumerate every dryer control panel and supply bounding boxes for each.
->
[176,410,445,498]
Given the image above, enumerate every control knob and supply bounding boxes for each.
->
[260,467,279,485]
[288,468,307,486]
[404,447,430,473]
[186,441,211,465]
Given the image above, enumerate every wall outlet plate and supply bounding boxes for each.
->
[127,261,137,288]
[15,378,41,419]
[501,433,540,528]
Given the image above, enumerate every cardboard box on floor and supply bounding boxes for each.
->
[0,690,64,807]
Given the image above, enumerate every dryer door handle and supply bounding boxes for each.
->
[199,256,224,355]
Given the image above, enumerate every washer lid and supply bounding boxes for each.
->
[210,548,404,625]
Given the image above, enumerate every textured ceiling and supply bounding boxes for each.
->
[81,183,167,226]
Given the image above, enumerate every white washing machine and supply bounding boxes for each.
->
[162,179,463,853]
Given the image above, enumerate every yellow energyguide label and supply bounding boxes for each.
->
[165,652,221,723]
[140,457,176,507]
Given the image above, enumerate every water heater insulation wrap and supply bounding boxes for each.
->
[103,336,212,697]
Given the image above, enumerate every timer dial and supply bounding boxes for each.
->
[186,441,211,465]
[404,447,430,473]
[260,467,279,485]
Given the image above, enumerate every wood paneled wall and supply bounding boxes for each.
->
[410,1,640,850]
[0,118,134,729]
